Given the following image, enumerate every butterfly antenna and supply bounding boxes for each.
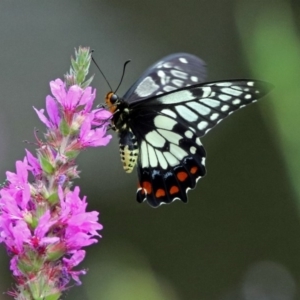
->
[91,50,113,91]
[114,60,131,93]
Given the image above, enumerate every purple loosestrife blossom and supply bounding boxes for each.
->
[0,47,111,300]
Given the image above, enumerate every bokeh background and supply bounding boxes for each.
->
[0,0,300,299]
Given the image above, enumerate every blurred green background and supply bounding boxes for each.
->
[0,0,299,299]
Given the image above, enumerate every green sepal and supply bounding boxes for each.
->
[47,192,59,205]
[18,252,43,274]
[46,248,65,262]
[30,216,38,230]
[71,58,80,72]
[40,157,55,175]
[60,118,71,136]
[43,293,61,300]
[76,69,85,85]
[81,75,94,89]
[65,150,79,159]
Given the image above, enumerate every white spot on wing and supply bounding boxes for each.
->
[185,130,193,138]
[233,99,241,105]
[245,94,252,99]
[163,62,173,68]
[161,109,177,118]
[157,129,182,144]
[148,145,158,167]
[170,69,188,79]
[210,113,219,121]
[202,87,212,98]
[219,94,232,101]
[141,141,149,168]
[158,90,194,104]
[157,70,167,85]
[216,82,232,87]
[247,81,254,86]
[179,57,188,63]
[221,105,230,112]
[221,88,243,96]
[175,105,198,121]
[135,76,159,97]
[201,98,221,107]
[201,157,206,165]
[198,121,208,130]
[170,144,188,160]
[172,79,184,87]
[163,152,179,166]
[191,76,198,82]
[154,115,177,130]
[155,150,168,170]
[190,146,197,154]
[145,131,166,148]
[196,137,202,145]
[163,85,176,92]
[232,86,242,90]
[187,102,211,115]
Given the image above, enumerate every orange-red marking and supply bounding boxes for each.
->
[155,189,166,198]
[190,166,198,174]
[170,186,179,195]
[177,171,188,182]
[142,181,152,194]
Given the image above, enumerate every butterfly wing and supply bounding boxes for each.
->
[126,79,273,207]
[123,53,207,104]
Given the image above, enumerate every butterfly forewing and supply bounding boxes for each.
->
[131,80,273,137]
[123,53,207,104]
[114,53,273,207]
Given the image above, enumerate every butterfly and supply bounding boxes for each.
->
[105,53,273,207]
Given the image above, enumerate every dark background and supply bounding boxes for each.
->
[0,1,300,299]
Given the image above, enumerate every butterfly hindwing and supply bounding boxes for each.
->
[130,108,206,207]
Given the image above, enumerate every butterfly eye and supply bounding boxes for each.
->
[109,93,119,104]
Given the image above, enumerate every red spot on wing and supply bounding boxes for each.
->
[177,171,188,182]
[170,186,179,195]
[190,166,198,174]
[142,181,152,194]
[155,189,166,198]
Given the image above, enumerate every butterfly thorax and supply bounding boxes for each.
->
[105,92,138,173]
[105,92,131,132]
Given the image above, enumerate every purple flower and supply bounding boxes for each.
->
[78,115,112,148]
[50,79,95,113]
[33,96,61,129]
[25,149,42,176]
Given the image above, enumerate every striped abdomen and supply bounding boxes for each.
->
[119,129,139,173]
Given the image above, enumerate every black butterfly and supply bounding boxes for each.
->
[105,53,273,207]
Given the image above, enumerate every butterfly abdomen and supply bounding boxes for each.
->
[119,129,139,173]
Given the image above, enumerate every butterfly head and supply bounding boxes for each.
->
[105,92,120,113]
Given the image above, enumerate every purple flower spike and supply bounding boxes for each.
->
[0,47,111,299]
